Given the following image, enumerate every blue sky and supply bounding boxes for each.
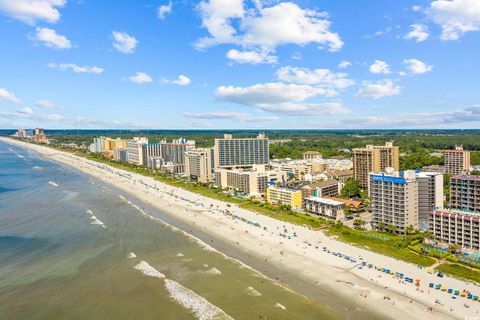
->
[0,0,479,129]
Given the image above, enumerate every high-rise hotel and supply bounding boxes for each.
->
[213,133,269,169]
[352,142,399,189]
[444,146,470,175]
[369,170,418,234]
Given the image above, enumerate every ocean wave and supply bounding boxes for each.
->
[127,252,137,259]
[134,261,165,279]
[48,181,59,187]
[176,253,185,257]
[85,209,107,229]
[275,302,286,310]
[204,267,222,275]
[89,215,107,229]
[16,154,24,159]
[33,166,43,170]
[246,287,261,297]
[165,279,233,320]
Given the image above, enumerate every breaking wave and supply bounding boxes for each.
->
[165,279,234,320]
[127,252,137,259]
[134,261,165,279]
[48,181,59,187]
[246,287,261,297]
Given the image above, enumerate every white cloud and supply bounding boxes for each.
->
[196,1,343,61]
[36,99,57,108]
[0,88,21,104]
[157,1,172,20]
[18,107,33,114]
[0,0,66,25]
[276,66,355,91]
[46,113,63,121]
[427,0,480,40]
[356,79,401,99]
[128,72,153,84]
[369,60,391,74]
[226,49,277,64]
[112,31,138,54]
[183,111,278,122]
[338,60,351,69]
[34,27,71,49]
[404,24,429,42]
[164,75,191,86]
[48,63,104,74]
[343,105,480,128]
[403,58,433,74]
[214,82,347,115]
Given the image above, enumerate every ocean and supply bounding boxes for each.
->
[0,141,377,320]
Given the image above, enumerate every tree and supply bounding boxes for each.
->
[340,178,362,198]
[406,224,417,235]
[449,243,461,254]
[377,222,385,232]
[353,218,365,230]
[386,224,398,234]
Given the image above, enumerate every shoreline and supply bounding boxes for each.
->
[4,137,479,320]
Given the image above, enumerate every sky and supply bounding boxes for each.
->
[0,0,479,130]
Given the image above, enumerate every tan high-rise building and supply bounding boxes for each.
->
[184,148,214,183]
[445,146,470,175]
[352,142,399,188]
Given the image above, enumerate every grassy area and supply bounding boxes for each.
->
[328,225,436,267]
[436,263,480,284]
[239,201,326,228]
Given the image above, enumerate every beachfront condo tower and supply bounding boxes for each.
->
[370,170,419,234]
[184,148,214,183]
[213,133,269,169]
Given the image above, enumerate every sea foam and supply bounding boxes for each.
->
[246,287,261,297]
[127,252,137,259]
[275,302,286,310]
[48,181,59,187]
[165,279,234,320]
[134,261,165,279]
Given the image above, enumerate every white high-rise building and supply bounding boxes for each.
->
[127,137,148,165]
[213,133,269,169]
[370,170,419,234]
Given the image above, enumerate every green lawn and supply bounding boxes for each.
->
[328,226,436,267]
[435,263,480,284]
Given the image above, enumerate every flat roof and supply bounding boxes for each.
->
[304,197,344,206]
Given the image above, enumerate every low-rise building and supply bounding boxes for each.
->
[303,151,322,160]
[430,209,480,250]
[317,169,353,182]
[301,179,340,198]
[303,197,346,220]
[266,186,302,208]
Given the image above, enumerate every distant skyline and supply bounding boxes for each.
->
[0,0,479,129]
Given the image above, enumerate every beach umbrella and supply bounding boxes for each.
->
[447,289,453,294]
[454,290,460,295]
[474,296,478,301]
[429,283,434,288]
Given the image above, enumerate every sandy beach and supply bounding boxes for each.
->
[4,137,480,320]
